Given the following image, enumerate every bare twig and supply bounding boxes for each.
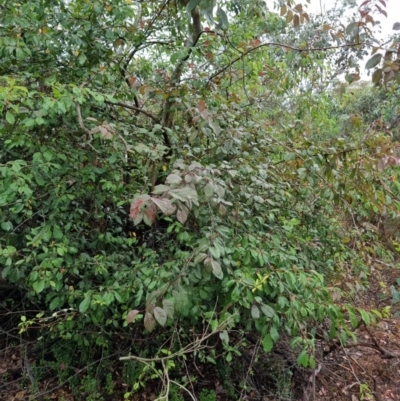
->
[75,103,100,153]
[364,325,400,359]
[206,42,367,88]
[239,337,260,401]
[120,313,233,362]
[104,100,160,123]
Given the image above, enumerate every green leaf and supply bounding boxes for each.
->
[260,304,274,318]
[251,304,260,319]
[166,174,182,185]
[270,326,279,342]
[210,259,223,279]
[359,309,370,325]
[204,182,214,199]
[78,54,87,65]
[340,330,347,345]
[216,7,229,31]
[79,296,91,313]
[219,330,229,344]
[348,308,358,329]
[43,149,53,161]
[262,334,273,353]
[23,118,36,127]
[173,288,189,314]
[297,350,309,367]
[372,68,383,84]
[345,73,360,83]
[6,111,15,125]
[309,355,316,369]
[194,253,207,264]
[35,175,45,186]
[103,292,114,305]
[152,185,170,195]
[42,227,52,242]
[33,279,45,294]
[209,246,220,259]
[12,160,26,172]
[1,221,13,231]
[53,226,63,240]
[114,291,124,303]
[49,297,62,311]
[170,49,189,64]
[345,22,358,34]
[365,53,382,69]
[162,299,174,319]
[329,323,337,338]
[211,319,219,332]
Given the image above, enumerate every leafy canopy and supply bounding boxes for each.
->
[1,0,400,375]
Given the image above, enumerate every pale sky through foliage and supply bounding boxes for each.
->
[307,0,399,41]
[305,0,400,77]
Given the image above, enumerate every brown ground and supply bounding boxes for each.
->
[311,262,400,401]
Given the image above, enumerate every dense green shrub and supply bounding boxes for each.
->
[1,0,399,398]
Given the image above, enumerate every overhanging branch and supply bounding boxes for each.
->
[206,42,367,88]
[104,100,160,123]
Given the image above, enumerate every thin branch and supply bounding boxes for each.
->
[239,337,260,401]
[104,100,160,123]
[122,0,171,75]
[76,103,91,136]
[206,42,367,87]
[120,313,234,362]
[364,325,400,359]
[388,114,400,131]
[76,103,100,153]
[170,380,197,401]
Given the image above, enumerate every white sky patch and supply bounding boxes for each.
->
[303,0,400,78]
[306,0,399,40]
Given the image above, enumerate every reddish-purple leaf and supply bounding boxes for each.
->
[130,195,150,220]
[144,312,156,332]
[293,14,299,28]
[146,303,155,314]
[145,202,158,224]
[151,197,176,215]
[198,99,206,112]
[126,309,140,324]
[177,205,188,224]
[359,0,370,8]
[375,4,387,17]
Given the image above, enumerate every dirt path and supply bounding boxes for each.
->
[312,263,400,401]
